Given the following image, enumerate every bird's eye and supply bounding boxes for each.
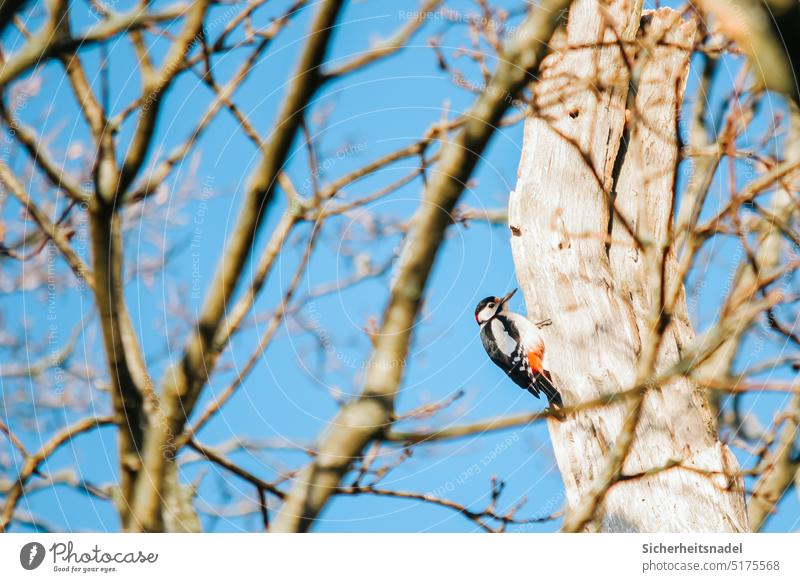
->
[488,303,495,308]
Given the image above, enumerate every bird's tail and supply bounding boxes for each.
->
[534,372,564,414]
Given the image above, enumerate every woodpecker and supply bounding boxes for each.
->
[474,289,564,410]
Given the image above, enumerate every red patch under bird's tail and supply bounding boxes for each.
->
[527,349,564,411]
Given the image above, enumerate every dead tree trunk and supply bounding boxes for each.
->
[509,0,749,532]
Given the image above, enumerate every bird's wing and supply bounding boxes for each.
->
[508,314,563,407]
[505,313,546,369]
[481,317,543,398]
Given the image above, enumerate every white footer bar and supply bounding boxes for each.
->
[1,533,798,581]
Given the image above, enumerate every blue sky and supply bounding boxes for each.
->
[1,0,797,532]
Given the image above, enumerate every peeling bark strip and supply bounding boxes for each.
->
[510,0,748,532]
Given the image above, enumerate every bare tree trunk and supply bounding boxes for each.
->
[509,0,749,532]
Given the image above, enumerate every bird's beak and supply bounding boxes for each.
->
[500,288,517,306]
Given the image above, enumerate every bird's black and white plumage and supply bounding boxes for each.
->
[474,289,563,409]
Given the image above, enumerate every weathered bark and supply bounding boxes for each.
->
[509,0,748,532]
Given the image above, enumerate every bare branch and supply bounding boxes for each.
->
[129,0,346,532]
[272,0,574,532]
[0,161,93,288]
[323,0,444,79]
[0,416,114,532]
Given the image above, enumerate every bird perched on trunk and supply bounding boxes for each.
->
[474,289,564,414]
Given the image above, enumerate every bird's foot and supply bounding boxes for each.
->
[536,318,552,329]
